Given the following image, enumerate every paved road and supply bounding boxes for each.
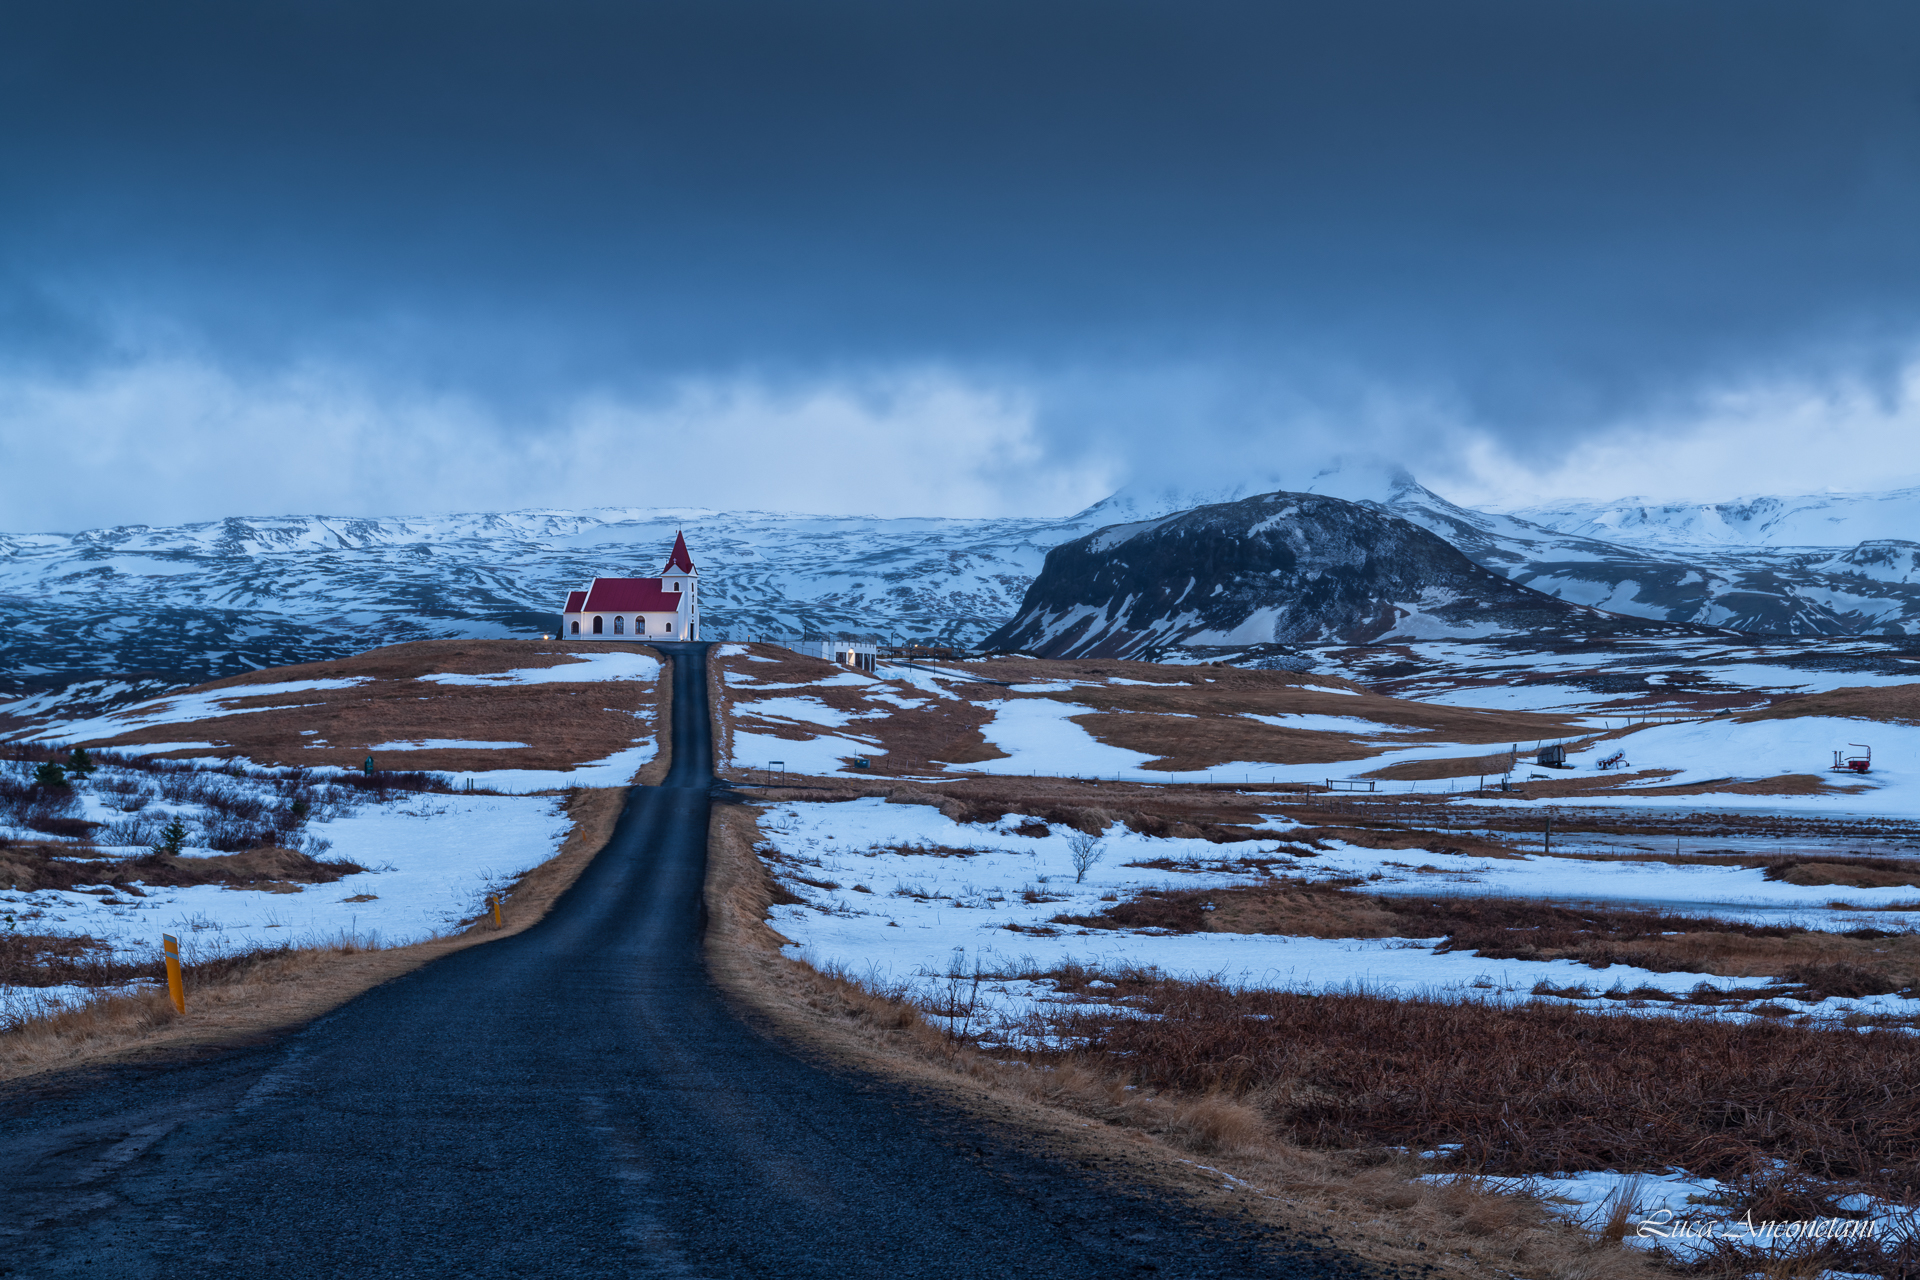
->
[2,643,1392,1279]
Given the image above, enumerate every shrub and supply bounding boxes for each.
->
[151,818,188,857]
[1066,832,1106,883]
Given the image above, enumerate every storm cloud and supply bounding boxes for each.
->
[3,0,1919,526]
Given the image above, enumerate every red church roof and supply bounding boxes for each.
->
[564,590,588,612]
[579,577,685,613]
[663,530,694,574]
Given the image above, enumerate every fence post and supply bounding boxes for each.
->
[162,932,185,1014]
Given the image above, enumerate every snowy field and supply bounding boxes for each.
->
[18,648,662,793]
[757,790,1920,1255]
[721,649,905,776]
[724,653,1574,784]
[31,677,375,746]
[722,649,1920,806]
[1461,714,1920,815]
[1322,636,1920,716]
[756,798,1920,1033]
[2,758,575,1018]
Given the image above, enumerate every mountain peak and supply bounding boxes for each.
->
[987,489,1660,658]
[1070,458,1427,527]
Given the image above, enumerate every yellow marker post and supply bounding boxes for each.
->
[489,895,502,928]
[162,932,185,1014]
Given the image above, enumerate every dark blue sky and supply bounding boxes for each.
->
[4,0,1919,527]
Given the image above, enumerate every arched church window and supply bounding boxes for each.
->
[613,616,625,635]
[570,620,580,635]
[592,616,603,634]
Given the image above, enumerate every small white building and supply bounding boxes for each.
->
[561,531,702,641]
[796,638,877,672]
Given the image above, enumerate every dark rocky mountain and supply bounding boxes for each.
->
[982,491,1692,658]
[1091,466,1920,637]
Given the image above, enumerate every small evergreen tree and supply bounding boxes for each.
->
[33,761,68,789]
[152,817,189,858]
[66,746,96,778]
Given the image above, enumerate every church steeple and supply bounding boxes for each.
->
[656,530,700,640]
[663,530,695,575]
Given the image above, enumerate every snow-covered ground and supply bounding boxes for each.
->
[2,763,574,1019]
[755,798,1920,1033]
[436,743,657,794]
[953,699,1159,778]
[722,642,1920,809]
[10,648,663,794]
[4,792,568,953]
[756,790,1920,1254]
[30,678,374,746]
[421,650,660,687]
[724,654,1578,784]
[1320,636,1920,718]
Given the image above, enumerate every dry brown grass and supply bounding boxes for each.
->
[0,784,632,1083]
[1364,749,1538,782]
[1603,774,1867,799]
[1048,882,1920,996]
[1010,976,1920,1203]
[0,841,364,896]
[69,638,667,775]
[702,799,1672,1280]
[1,932,160,989]
[1742,683,1920,725]
[1765,857,1920,888]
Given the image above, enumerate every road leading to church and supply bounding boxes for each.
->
[0,642,1391,1279]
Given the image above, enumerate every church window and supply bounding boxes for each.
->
[613,616,625,635]
[592,616,603,634]
[570,620,580,635]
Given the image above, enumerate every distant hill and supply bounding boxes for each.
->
[1087,464,1920,638]
[982,491,1685,658]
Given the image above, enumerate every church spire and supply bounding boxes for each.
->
[663,530,695,575]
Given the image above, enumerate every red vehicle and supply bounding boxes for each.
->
[1832,744,1872,774]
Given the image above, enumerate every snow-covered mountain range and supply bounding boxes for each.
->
[1085,463,1920,636]
[0,507,1086,690]
[5,469,1919,699]
[1507,487,1920,550]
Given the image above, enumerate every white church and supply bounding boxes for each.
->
[561,531,702,641]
